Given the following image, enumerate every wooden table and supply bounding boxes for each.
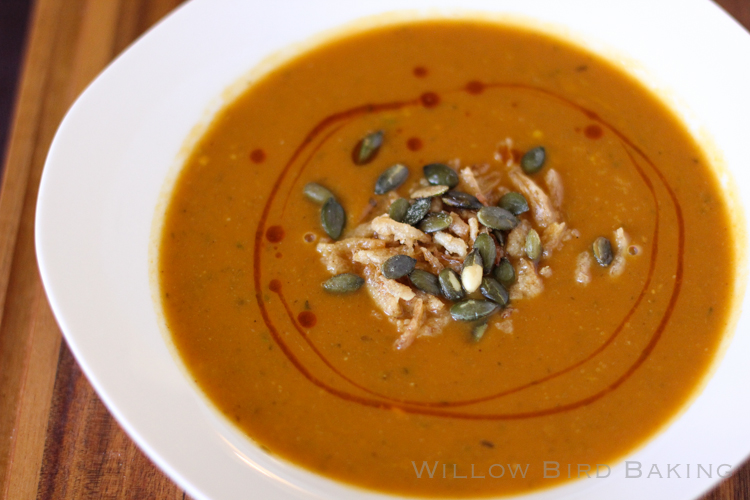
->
[0,0,748,498]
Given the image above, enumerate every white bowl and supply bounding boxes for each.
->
[35,1,750,499]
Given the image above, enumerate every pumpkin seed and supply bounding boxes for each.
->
[303,182,335,204]
[461,249,484,293]
[321,197,345,239]
[352,130,384,165]
[525,228,542,261]
[374,164,409,195]
[382,255,417,279]
[493,230,505,247]
[480,276,509,306]
[493,257,516,287]
[411,185,449,199]
[403,197,431,226]
[450,299,499,321]
[409,269,441,296]
[474,233,496,275]
[498,192,529,215]
[423,163,459,188]
[477,206,519,231]
[389,198,410,222]
[521,146,546,174]
[322,273,364,293]
[593,236,614,267]
[441,190,483,210]
[439,268,465,301]
[463,249,483,269]
[419,212,452,233]
[471,322,489,342]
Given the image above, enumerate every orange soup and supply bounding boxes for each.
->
[158,19,737,497]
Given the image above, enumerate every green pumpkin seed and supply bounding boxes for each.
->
[441,190,483,210]
[461,249,484,293]
[521,146,546,174]
[411,185,449,198]
[493,257,516,287]
[450,299,499,321]
[477,206,519,231]
[493,230,505,247]
[403,197,431,226]
[352,130,384,165]
[593,236,614,267]
[389,198,410,222]
[471,322,489,342]
[382,255,417,279]
[439,268,465,301]
[303,182,335,204]
[473,233,496,275]
[374,164,409,195]
[322,273,364,293]
[525,229,542,261]
[409,269,441,296]
[321,197,345,240]
[480,276,509,306]
[423,163,459,188]
[419,212,452,233]
[463,249,483,269]
[498,192,529,215]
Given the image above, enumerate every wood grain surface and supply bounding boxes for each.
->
[0,0,747,499]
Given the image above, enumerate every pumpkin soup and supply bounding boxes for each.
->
[158,19,737,497]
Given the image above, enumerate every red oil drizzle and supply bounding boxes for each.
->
[585,124,604,139]
[465,80,485,94]
[253,82,684,420]
[250,148,266,163]
[584,109,600,120]
[413,66,428,78]
[406,137,423,151]
[420,92,440,108]
[496,142,522,165]
[297,311,317,328]
[268,149,663,410]
[265,225,284,243]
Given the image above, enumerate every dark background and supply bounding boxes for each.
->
[0,0,32,177]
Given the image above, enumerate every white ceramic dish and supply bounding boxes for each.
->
[35,0,750,499]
